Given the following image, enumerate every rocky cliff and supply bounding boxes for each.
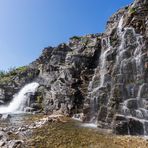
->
[0,0,148,135]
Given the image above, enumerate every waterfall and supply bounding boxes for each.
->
[89,37,111,93]
[115,15,148,135]
[99,47,110,87]
[118,16,124,34]
[87,37,111,123]
[78,13,148,135]
[119,27,144,118]
[0,82,39,114]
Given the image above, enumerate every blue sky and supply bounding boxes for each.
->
[0,0,133,70]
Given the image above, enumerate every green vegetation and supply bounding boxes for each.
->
[128,7,136,14]
[37,95,43,104]
[0,70,6,78]
[0,66,29,84]
[0,66,28,77]
[70,36,81,40]
[16,66,28,72]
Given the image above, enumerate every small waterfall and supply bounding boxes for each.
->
[137,84,145,98]
[134,36,143,74]
[89,37,111,92]
[88,37,111,123]
[118,16,124,34]
[0,82,39,114]
[99,47,110,87]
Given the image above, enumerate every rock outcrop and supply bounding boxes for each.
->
[0,0,147,135]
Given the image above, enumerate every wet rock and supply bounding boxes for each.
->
[1,114,11,120]
[125,98,138,109]
[0,89,5,100]
[113,114,129,135]
[24,107,35,112]
[0,100,4,105]
[30,103,42,111]
[97,106,107,122]
[128,117,144,135]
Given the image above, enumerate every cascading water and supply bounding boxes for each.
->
[86,14,147,135]
[0,82,39,114]
[115,16,148,135]
[88,37,111,123]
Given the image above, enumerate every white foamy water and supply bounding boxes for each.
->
[99,47,110,87]
[0,82,39,114]
[118,16,124,33]
[81,123,97,128]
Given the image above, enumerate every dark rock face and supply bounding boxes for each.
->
[113,115,144,135]
[113,114,129,135]
[30,36,102,115]
[0,0,147,135]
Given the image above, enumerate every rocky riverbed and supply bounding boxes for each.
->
[0,114,148,148]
